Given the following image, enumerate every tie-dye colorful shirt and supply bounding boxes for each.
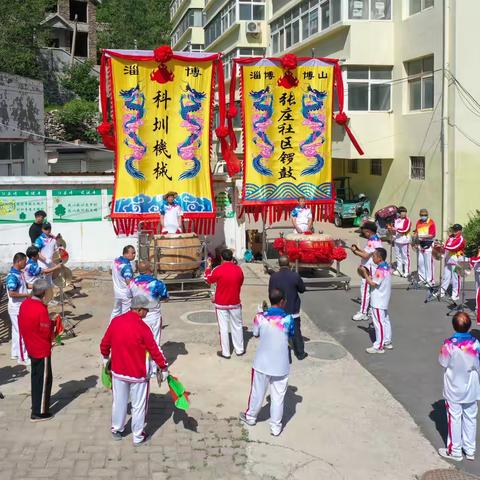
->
[130,274,168,312]
[291,206,312,232]
[439,332,480,403]
[6,267,28,308]
[111,256,134,299]
[160,201,183,234]
[24,258,43,284]
[252,307,294,377]
[370,261,392,310]
[361,234,382,268]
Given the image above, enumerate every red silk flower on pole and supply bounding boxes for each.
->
[151,45,174,84]
[97,121,115,150]
[277,54,299,89]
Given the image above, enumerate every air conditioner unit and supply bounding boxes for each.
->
[246,21,261,34]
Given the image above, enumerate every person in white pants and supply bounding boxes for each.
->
[438,311,480,461]
[470,248,480,325]
[110,245,136,321]
[439,224,466,302]
[361,248,392,354]
[351,222,383,321]
[239,288,295,436]
[100,295,169,445]
[6,252,31,365]
[391,206,412,277]
[130,261,168,375]
[33,222,59,289]
[413,209,437,286]
[204,249,245,359]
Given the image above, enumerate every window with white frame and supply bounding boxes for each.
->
[409,0,434,16]
[0,142,25,176]
[348,158,358,174]
[239,0,265,20]
[370,159,382,176]
[270,0,340,55]
[171,8,203,46]
[347,66,392,111]
[223,47,265,80]
[348,0,391,20]
[406,56,434,111]
[182,43,204,52]
[410,156,425,180]
[204,0,236,47]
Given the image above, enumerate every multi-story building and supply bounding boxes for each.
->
[171,0,480,236]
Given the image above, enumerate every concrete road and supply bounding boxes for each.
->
[302,279,480,476]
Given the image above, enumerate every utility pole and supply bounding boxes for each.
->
[70,14,78,66]
[441,0,450,239]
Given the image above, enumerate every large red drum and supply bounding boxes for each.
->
[284,233,335,268]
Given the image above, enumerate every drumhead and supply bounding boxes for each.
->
[285,233,333,241]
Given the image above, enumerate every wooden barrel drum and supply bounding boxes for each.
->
[150,233,202,272]
[284,233,335,268]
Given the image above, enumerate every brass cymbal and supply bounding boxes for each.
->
[53,266,72,288]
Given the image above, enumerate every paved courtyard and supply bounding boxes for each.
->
[0,261,456,479]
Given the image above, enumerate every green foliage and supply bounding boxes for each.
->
[463,210,480,257]
[57,99,100,144]
[0,0,54,79]
[61,61,99,102]
[97,0,171,50]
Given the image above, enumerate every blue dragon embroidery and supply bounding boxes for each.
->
[177,84,206,180]
[250,86,274,176]
[120,86,147,180]
[299,85,327,176]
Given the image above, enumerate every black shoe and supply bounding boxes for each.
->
[30,413,54,423]
[111,430,123,441]
[217,351,231,359]
[296,353,308,360]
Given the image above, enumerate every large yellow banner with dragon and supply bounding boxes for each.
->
[106,51,217,233]
[241,63,334,209]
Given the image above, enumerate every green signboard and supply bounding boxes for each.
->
[53,189,102,222]
[0,190,47,223]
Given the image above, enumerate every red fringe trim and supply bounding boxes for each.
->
[239,203,335,224]
[111,215,216,236]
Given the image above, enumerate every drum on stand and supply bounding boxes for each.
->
[150,233,202,272]
[284,233,335,268]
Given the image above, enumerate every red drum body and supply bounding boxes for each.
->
[284,233,335,268]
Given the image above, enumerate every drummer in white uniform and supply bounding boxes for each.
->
[291,196,313,234]
[160,191,183,234]
[33,222,58,287]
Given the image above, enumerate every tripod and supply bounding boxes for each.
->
[407,244,440,303]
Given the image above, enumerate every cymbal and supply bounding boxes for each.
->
[53,266,72,288]
[53,248,69,265]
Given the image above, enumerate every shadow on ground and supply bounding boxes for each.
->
[50,375,98,414]
[257,385,303,428]
[0,365,28,387]
[429,399,448,445]
[161,341,188,366]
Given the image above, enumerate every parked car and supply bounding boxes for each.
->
[333,176,371,227]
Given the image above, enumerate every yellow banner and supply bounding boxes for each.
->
[110,56,215,218]
[242,64,333,205]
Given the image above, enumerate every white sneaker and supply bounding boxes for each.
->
[366,347,384,354]
[239,412,256,426]
[270,429,282,437]
[438,448,462,462]
[451,296,460,302]
[392,270,401,277]
[465,453,475,461]
[352,312,369,321]
[383,343,393,350]
[17,359,31,366]
[402,272,409,278]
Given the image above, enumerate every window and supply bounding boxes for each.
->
[410,156,425,180]
[270,0,340,54]
[0,142,25,176]
[171,8,203,46]
[70,0,87,22]
[223,47,265,80]
[410,0,434,16]
[348,159,358,174]
[70,31,88,57]
[182,43,204,52]
[205,1,236,47]
[407,56,434,110]
[239,1,265,20]
[348,0,391,20]
[370,159,382,176]
[347,66,392,111]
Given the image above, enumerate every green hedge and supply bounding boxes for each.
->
[463,210,480,257]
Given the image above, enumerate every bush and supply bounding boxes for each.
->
[60,60,99,102]
[58,99,100,143]
[463,210,480,257]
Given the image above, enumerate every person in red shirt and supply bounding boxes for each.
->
[100,295,169,445]
[439,224,466,302]
[204,249,245,359]
[18,278,54,422]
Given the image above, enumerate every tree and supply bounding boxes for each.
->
[0,0,54,79]
[61,60,99,102]
[57,99,100,143]
[463,210,480,257]
[55,204,66,218]
[97,0,171,50]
